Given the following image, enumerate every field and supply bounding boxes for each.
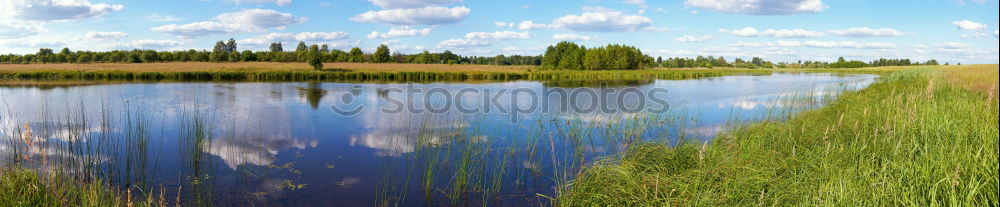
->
[557,64,999,206]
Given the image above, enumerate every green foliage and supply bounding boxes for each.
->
[373,44,391,63]
[559,69,999,206]
[542,42,653,70]
[348,47,365,63]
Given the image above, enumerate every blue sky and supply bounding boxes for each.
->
[1,0,998,63]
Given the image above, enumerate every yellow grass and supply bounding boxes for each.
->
[0,62,536,73]
[941,64,999,101]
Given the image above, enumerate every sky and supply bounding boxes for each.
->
[1,0,998,64]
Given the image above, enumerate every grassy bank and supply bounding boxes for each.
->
[0,62,777,82]
[558,65,999,206]
[1,167,170,206]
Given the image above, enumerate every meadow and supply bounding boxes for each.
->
[557,65,999,206]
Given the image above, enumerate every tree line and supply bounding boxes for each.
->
[0,38,938,70]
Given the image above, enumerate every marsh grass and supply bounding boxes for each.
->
[557,68,999,206]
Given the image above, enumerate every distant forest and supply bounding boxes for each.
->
[0,39,939,70]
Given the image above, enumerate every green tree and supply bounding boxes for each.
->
[373,44,391,63]
[348,47,365,63]
[270,42,283,52]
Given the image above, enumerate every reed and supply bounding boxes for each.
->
[557,67,999,206]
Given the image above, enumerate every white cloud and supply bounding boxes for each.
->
[720,27,759,37]
[994,30,999,37]
[551,10,663,32]
[933,42,971,53]
[674,35,714,43]
[517,20,550,30]
[240,32,349,45]
[494,22,514,28]
[437,39,491,47]
[351,6,470,25]
[222,0,292,6]
[0,22,40,38]
[152,9,306,38]
[84,31,127,41]
[464,31,532,40]
[684,0,826,15]
[0,0,123,22]
[759,29,822,38]
[802,40,895,49]
[367,26,432,39]
[0,38,66,48]
[828,27,903,37]
[951,20,986,30]
[437,31,532,48]
[367,0,461,9]
[552,33,599,41]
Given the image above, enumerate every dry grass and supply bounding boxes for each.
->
[0,62,535,73]
[941,64,999,101]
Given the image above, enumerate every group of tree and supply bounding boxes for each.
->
[654,55,938,69]
[1,38,939,70]
[541,42,655,70]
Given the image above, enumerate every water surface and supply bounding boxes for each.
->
[0,72,876,206]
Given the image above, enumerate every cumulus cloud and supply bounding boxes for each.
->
[995,30,999,37]
[367,0,461,9]
[240,32,349,45]
[551,10,664,32]
[552,33,599,41]
[759,29,822,38]
[152,9,306,38]
[0,0,123,22]
[494,22,514,28]
[0,38,66,48]
[827,27,903,37]
[351,6,470,25]
[367,26,432,39]
[517,20,550,30]
[684,0,826,15]
[951,20,986,30]
[222,0,292,6]
[84,31,127,40]
[674,35,714,43]
[720,27,759,37]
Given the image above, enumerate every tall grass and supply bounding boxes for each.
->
[557,68,999,206]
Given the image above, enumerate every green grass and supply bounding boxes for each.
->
[557,68,999,206]
[0,167,171,207]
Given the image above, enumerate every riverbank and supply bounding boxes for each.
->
[0,62,778,82]
[0,62,938,83]
[557,65,999,206]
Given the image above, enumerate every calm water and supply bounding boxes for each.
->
[0,73,876,206]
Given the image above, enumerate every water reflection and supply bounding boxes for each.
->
[0,72,877,206]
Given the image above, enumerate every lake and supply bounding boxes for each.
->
[0,72,876,206]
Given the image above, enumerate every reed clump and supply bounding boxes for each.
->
[558,67,999,206]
